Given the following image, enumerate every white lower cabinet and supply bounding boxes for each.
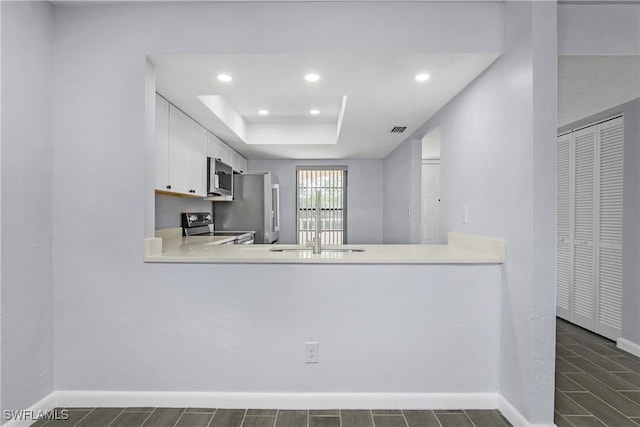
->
[556,116,624,341]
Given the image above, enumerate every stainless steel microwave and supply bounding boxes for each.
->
[207,157,233,196]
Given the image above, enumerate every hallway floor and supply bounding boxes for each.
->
[556,318,640,426]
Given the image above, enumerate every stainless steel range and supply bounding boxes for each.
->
[181,212,255,244]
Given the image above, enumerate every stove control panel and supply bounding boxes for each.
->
[182,212,213,229]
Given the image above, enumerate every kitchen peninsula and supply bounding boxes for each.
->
[140,229,508,417]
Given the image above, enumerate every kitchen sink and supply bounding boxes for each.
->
[269,246,366,253]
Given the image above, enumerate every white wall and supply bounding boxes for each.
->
[47,0,506,401]
[558,56,640,127]
[408,2,557,423]
[558,99,640,350]
[155,195,211,230]
[55,262,501,396]
[247,159,383,244]
[382,139,422,244]
[1,1,54,417]
[558,2,640,55]
[0,0,561,422]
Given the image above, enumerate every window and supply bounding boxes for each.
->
[296,166,347,245]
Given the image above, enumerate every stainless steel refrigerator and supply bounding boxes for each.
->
[214,172,280,244]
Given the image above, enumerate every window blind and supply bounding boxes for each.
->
[296,167,347,245]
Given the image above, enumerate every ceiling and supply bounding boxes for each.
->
[559,56,640,127]
[151,53,499,160]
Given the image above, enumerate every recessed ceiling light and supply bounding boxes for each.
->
[415,73,431,82]
[310,109,320,115]
[258,109,269,116]
[217,74,232,82]
[304,73,321,82]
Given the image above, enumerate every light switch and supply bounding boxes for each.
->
[462,206,468,224]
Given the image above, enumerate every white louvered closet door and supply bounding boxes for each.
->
[596,117,624,340]
[556,116,624,341]
[572,126,597,331]
[556,133,573,320]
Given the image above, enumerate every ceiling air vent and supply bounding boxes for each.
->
[390,126,407,134]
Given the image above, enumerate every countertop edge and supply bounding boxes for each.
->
[143,233,505,265]
[143,255,504,265]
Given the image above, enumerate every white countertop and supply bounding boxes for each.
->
[144,231,504,265]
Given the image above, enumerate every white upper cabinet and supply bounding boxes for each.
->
[220,142,233,166]
[207,132,247,172]
[167,104,207,197]
[207,132,226,163]
[239,156,248,174]
[207,132,233,165]
[155,94,248,198]
[231,150,245,173]
[155,95,170,191]
[206,132,219,159]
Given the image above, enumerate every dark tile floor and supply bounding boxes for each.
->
[556,317,640,427]
[29,408,512,427]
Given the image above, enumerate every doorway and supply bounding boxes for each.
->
[421,127,441,244]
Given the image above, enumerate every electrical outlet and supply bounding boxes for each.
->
[305,342,319,364]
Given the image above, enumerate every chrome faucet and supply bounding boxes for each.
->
[313,190,322,254]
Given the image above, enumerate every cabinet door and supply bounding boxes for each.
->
[232,151,248,173]
[220,143,233,166]
[207,132,223,160]
[169,105,207,196]
[239,156,248,174]
[188,125,207,197]
[231,150,241,172]
[208,132,233,166]
[155,95,170,190]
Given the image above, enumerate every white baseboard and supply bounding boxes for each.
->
[617,338,640,358]
[498,395,529,427]
[5,391,548,427]
[497,395,556,427]
[50,390,500,410]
